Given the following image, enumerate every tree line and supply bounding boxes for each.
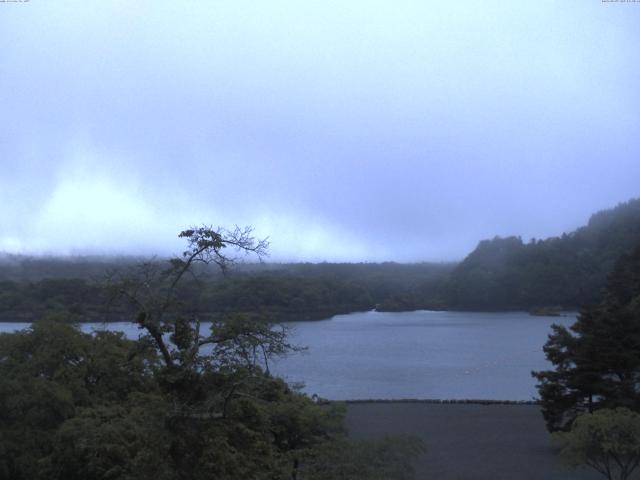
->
[1,198,639,323]
[533,242,640,480]
[443,198,640,311]
[0,260,453,322]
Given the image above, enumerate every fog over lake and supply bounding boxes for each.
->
[1,310,575,400]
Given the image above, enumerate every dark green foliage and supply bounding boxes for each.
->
[0,320,421,480]
[0,255,144,282]
[0,227,422,480]
[533,244,640,432]
[0,278,107,321]
[197,274,374,321]
[0,321,161,480]
[0,261,453,321]
[98,226,352,477]
[446,198,640,310]
[276,262,454,311]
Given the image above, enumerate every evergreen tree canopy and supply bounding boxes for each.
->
[446,198,640,310]
[533,243,640,431]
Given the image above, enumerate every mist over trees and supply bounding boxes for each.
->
[443,198,640,311]
[1,198,639,321]
[0,261,453,322]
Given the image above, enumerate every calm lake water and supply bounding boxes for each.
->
[0,310,576,401]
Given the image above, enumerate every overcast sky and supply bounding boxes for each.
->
[1,1,639,262]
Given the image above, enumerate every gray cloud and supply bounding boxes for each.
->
[1,1,639,261]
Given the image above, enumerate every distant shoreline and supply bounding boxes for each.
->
[343,398,539,405]
[0,308,579,323]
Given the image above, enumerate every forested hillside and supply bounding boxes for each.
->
[444,198,640,310]
[0,260,453,321]
[1,198,638,319]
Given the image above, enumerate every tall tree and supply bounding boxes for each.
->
[108,225,272,369]
[533,244,640,431]
[106,226,307,460]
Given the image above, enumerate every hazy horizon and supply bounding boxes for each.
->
[0,196,635,264]
[2,1,639,262]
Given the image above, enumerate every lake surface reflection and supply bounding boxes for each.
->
[0,310,576,401]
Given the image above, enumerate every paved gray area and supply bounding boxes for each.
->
[345,402,601,480]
